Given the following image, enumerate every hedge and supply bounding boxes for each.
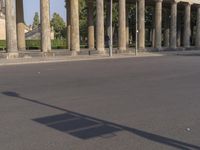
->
[0,40,153,50]
[26,39,68,49]
[26,40,41,49]
[0,40,69,50]
[51,39,67,49]
[0,40,6,50]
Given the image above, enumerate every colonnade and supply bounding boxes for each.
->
[5,0,52,57]
[4,0,200,57]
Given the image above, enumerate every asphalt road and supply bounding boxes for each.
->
[0,55,200,150]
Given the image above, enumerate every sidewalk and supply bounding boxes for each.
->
[0,52,163,66]
[0,50,200,66]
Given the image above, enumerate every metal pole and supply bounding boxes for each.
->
[135,0,138,55]
[109,0,113,57]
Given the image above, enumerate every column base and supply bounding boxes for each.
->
[6,52,19,59]
[116,49,130,54]
[170,46,177,49]
[42,52,55,57]
[70,50,79,56]
[117,47,127,53]
[88,47,95,51]
[184,46,190,49]
[138,47,146,52]
[18,47,26,51]
[195,43,200,48]
[96,49,106,55]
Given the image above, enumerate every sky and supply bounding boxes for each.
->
[24,0,66,25]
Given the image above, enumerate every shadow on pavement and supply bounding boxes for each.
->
[2,91,200,150]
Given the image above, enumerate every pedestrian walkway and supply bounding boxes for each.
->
[0,49,200,66]
[0,51,162,66]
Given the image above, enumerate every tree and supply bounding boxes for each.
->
[79,0,87,43]
[32,12,40,29]
[51,13,66,39]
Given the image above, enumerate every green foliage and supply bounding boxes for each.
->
[32,12,40,29]
[79,0,88,40]
[51,39,67,49]
[26,40,41,49]
[112,3,119,28]
[145,6,154,28]
[51,13,66,39]
[25,40,67,49]
[0,40,6,50]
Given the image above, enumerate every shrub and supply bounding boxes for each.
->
[26,39,67,50]
[0,40,6,50]
[26,40,40,49]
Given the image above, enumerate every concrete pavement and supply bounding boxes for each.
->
[1,50,200,66]
[0,52,163,66]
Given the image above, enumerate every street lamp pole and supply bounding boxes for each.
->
[135,0,138,56]
[109,0,113,57]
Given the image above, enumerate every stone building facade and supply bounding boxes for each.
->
[0,1,53,41]
[2,0,200,58]
[25,26,54,40]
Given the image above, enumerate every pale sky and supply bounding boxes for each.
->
[24,0,66,25]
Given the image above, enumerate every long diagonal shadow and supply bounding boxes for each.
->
[2,91,200,150]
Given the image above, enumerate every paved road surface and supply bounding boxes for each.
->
[0,55,200,150]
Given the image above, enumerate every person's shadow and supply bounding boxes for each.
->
[2,91,200,150]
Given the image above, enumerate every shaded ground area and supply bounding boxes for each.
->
[0,55,200,150]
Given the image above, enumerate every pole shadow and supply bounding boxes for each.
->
[2,91,200,150]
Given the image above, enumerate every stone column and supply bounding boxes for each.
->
[96,0,105,53]
[5,0,18,56]
[70,0,80,53]
[170,1,177,48]
[88,0,95,50]
[155,0,163,49]
[196,5,200,47]
[126,5,129,47]
[118,0,126,52]
[16,0,26,51]
[152,9,155,47]
[164,9,170,47]
[177,11,182,47]
[183,2,191,48]
[138,0,145,49]
[40,0,51,52]
[66,0,71,50]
